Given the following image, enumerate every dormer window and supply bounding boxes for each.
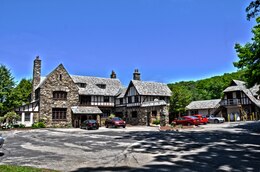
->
[96,84,106,89]
[78,83,86,88]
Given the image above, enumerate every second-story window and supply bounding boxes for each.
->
[104,96,109,102]
[128,96,132,103]
[80,95,91,105]
[120,98,123,104]
[53,91,67,100]
[134,96,139,103]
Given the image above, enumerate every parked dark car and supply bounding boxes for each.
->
[172,116,200,126]
[105,117,126,128]
[80,120,99,130]
[193,114,208,124]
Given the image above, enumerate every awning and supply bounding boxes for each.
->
[141,100,167,107]
[71,106,102,114]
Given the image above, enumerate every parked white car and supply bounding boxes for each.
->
[207,115,225,123]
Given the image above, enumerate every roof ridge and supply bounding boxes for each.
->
[71,74,120,80]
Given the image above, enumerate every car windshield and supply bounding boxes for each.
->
[186,116,198,119]
[88,120,96,123]
[113,117,122,121]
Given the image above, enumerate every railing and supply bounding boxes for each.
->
[221,98,251,106]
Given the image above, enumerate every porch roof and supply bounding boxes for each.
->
[141,100,167,107]
[71,106,102,114]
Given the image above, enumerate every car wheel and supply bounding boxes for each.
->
[214,119,219,124]
[187,123,191,126]
[123,126,126,128]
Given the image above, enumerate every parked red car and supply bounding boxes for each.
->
[172,116,200,126]
[105,117,126,128]
[193,114,208,124]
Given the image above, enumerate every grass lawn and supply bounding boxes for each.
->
[0,165,58,172]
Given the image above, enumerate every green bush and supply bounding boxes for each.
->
[152,119,160,125]
[19,124,25,128]
[32,122,46,128]
[13,124,19,128]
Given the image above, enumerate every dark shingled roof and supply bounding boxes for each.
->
[117,88,127,98]
[71,75,123,96]
[131,80,172,96]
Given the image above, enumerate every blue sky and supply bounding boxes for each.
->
[0,0,255,86]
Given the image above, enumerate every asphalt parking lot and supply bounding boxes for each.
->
[0,122,260,172]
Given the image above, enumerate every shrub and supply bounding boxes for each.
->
[32,122,46,128]
[108,114,116,118]
[152,119,160,125]
[13,124,19,128]
[19,124,25,128]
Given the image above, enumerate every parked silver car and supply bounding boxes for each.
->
[207,115,225,123]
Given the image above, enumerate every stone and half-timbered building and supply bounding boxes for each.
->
[15,57,172,127]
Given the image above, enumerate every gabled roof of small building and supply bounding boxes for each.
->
[223,80,246,92]
[71,75,123,96]
[223,79,260,107]
[186,99,221,110]
[131,80,172,96]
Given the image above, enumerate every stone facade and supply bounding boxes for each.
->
[38,64,79,127]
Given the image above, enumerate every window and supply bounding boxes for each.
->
[226,92,233,99]
[152,111,157,117]
[59,74,62,81]
[128,96,132,103]
[53,91,67,100]
[134,96,139,103]
[96,84,106,89]
[80,95,91,105]
[160,97,165,101]
[132,111,137,118]
[236,91,241,99]
[104,96,109,102]
[102,110,110,118]
[120,98,123,105]
[25,113,30,121]
[35,89,40,100]
[52,108,67,121]
[78,83,86,88]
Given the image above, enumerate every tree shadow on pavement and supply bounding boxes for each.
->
[73,128,260,172]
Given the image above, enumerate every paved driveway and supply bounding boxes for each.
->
[0,123,260,172]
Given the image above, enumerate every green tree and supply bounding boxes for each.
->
[234,17,260,88]
[246,0,260,20]
[0,65,15,116]
[4,111,20,125]
[7,79,32,109]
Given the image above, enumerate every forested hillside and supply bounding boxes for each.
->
[167,70,245,116]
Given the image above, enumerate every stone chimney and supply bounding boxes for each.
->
[133,69,141,80]
[31,56,41,101]
[110,70,116,79]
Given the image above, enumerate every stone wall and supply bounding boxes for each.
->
[124,105,169,126]
[39,64,79,127]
